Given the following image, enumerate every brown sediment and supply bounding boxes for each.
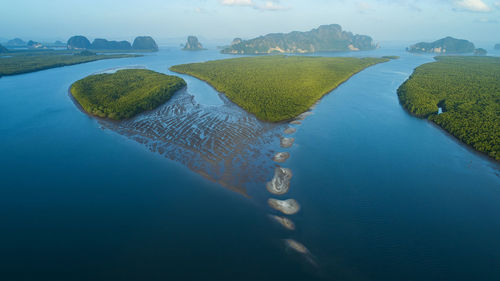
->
[284,127,297,135]
[273,152,290,163]
[280,137,295,148]
[266,167,292,195]
[100,89,284,196]
[269,215,295,230]
[290,120,302,125]
[268,198,300,215]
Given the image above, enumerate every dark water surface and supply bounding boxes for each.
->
[0,47,499,281]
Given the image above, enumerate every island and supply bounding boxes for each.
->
[474,48,487,56]
[182,36,205,51]
[397,56,500,161]
[0,44,8,53]
[170,56,390,122]
[407,37,475,54]
[495,44,500,50]
[6,38,26,47]
[221,24,377,54]
[91,38,132,50]
[67,35,159,52]
[132,36,158,51]
[67,35,91,50]
[0,50,139,77]
[70,69,186,120]
[27,40,45,49]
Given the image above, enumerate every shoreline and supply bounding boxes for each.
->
[398,102,500,167]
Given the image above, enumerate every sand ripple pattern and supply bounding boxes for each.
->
[100,90,282,195]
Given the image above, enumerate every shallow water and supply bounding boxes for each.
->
[0,47,499,281]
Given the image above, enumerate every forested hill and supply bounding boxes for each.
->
[397,56,500,161]
[221,24,377,54]
[407,37,475,54]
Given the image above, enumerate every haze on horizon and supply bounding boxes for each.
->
[1,0,499,45]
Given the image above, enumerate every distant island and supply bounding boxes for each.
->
[182,36,205,51]
[91,38,132,50]
[474,48,487,56]
[221,24,377,54]
[6,38,26,47]
[67,36,91,50]
[170,56,390,122]
[407,37,476,54]
[67,35,158,51]
[0,44,8,53]
[495,44,500,50]
[397,56,500,161]
[70,69,186,120]
[27,40,45,49]
[132,36,158,51]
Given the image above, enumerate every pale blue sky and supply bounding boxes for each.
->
[1,0,499,45]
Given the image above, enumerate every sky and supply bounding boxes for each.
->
[1,0,499,46]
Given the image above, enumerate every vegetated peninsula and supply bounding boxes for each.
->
[221,24,377,54]
[182,36,206,51]
[170,56,390,122]
[397,56,500,161]
[407,37,476,54]
[70,69,186,120]
[0,50,139,77]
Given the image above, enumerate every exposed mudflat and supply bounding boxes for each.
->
[284,239,310,255]
[266,167,292,195]
[280,137,295,148]
[270,215,295,230]
[273,152,290,163]
[100,89,284,195]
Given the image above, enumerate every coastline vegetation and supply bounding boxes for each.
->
[70,69,186,120]
[170,56,388,122]
[0,50,139,77]
[397,56,500,161]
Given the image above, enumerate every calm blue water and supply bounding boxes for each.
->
[0,47,499,281]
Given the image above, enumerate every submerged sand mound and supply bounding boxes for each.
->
[266,167,292,195]
[284,239,310,255]
[268,198,300,215]
[296,111,312,120]
[280,137,295,148]
[269,215,295,230]
[290,120,301,125]
[273,152,290,163]
[284,127,297,134]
